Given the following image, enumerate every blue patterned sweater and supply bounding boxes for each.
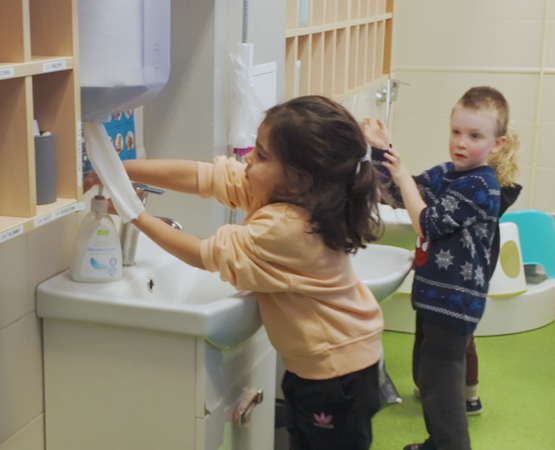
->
[373,152,500,334]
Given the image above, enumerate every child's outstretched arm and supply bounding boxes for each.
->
[132,211,205,269]
[83,159,203,268]
[84,159,199,194]
[381,148,426,238]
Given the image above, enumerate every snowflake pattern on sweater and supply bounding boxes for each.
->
[372,151,500,334]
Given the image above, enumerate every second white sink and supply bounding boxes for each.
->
[351,244,414,301]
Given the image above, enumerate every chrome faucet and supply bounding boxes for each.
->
[120,182,183,266]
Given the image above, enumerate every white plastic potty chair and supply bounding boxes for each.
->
[488,222,527,296]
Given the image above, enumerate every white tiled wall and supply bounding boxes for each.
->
[392,0,555,212]
[541,75,555,122]
[0,215,78,450]
[548,22,555,67]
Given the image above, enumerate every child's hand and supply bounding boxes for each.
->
[83,170,101,194]
[106,198,118,215]
[362,118,389,149]
[382,147,411,185]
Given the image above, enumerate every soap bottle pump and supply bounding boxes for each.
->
[69,186,123,282]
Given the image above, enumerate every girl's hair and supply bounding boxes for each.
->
[263,95,382,253]
[455,86,520,187]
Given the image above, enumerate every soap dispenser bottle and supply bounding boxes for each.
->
[70,187,122,282]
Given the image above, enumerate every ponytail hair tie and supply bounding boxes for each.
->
[356,153,370,175]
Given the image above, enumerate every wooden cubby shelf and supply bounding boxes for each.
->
[1,57,75,79]
[0,0,82,243]
[285,0,394,101]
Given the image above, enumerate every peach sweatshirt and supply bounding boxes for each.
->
[198,156,384,380]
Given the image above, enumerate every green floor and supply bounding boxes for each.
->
[372,321,555,449]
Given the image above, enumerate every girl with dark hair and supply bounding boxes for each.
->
[85,95,385,450]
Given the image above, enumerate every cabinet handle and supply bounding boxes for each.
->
[232,388,264,427]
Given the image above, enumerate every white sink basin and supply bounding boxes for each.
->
[351,244,414,301]
[37,234,261,349]
[37,235,413,349]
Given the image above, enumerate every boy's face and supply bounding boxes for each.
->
[244,121,286,204]
[449,106,506,171]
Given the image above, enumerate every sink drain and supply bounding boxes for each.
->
[147,277,155,293]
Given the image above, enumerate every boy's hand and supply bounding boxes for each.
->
[382,147,411,185]
[362,118,389,150]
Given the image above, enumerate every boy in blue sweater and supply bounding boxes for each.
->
[363,86,520,450]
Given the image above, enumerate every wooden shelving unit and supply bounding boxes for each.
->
[0,0,82,243]
[285,0,394,101]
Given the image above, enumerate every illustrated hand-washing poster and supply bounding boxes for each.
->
[82,110,137,179]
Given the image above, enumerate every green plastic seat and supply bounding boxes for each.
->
[500,209,555,279]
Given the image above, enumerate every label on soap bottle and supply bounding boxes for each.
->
[80,225,120,278]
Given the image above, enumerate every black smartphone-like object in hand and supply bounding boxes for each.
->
[371,147,390,162]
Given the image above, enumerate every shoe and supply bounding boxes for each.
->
[466,398,482,415]
[403,439,436,450]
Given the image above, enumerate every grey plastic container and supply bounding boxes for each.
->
[35,134,57,205]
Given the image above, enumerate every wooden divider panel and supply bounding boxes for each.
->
[285,0,394,101]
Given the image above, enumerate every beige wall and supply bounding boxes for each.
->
[391,0,554,212]
[0,216,78,449]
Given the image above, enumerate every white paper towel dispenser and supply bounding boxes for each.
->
[78,0,171,121]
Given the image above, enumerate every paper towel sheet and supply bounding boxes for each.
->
[228,43,264,150]
[83,121,145,223]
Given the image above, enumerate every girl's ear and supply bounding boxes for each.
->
[285,171,313,195]
[491,135,507,154]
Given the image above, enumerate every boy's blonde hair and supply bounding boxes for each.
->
[455,86,520,187]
